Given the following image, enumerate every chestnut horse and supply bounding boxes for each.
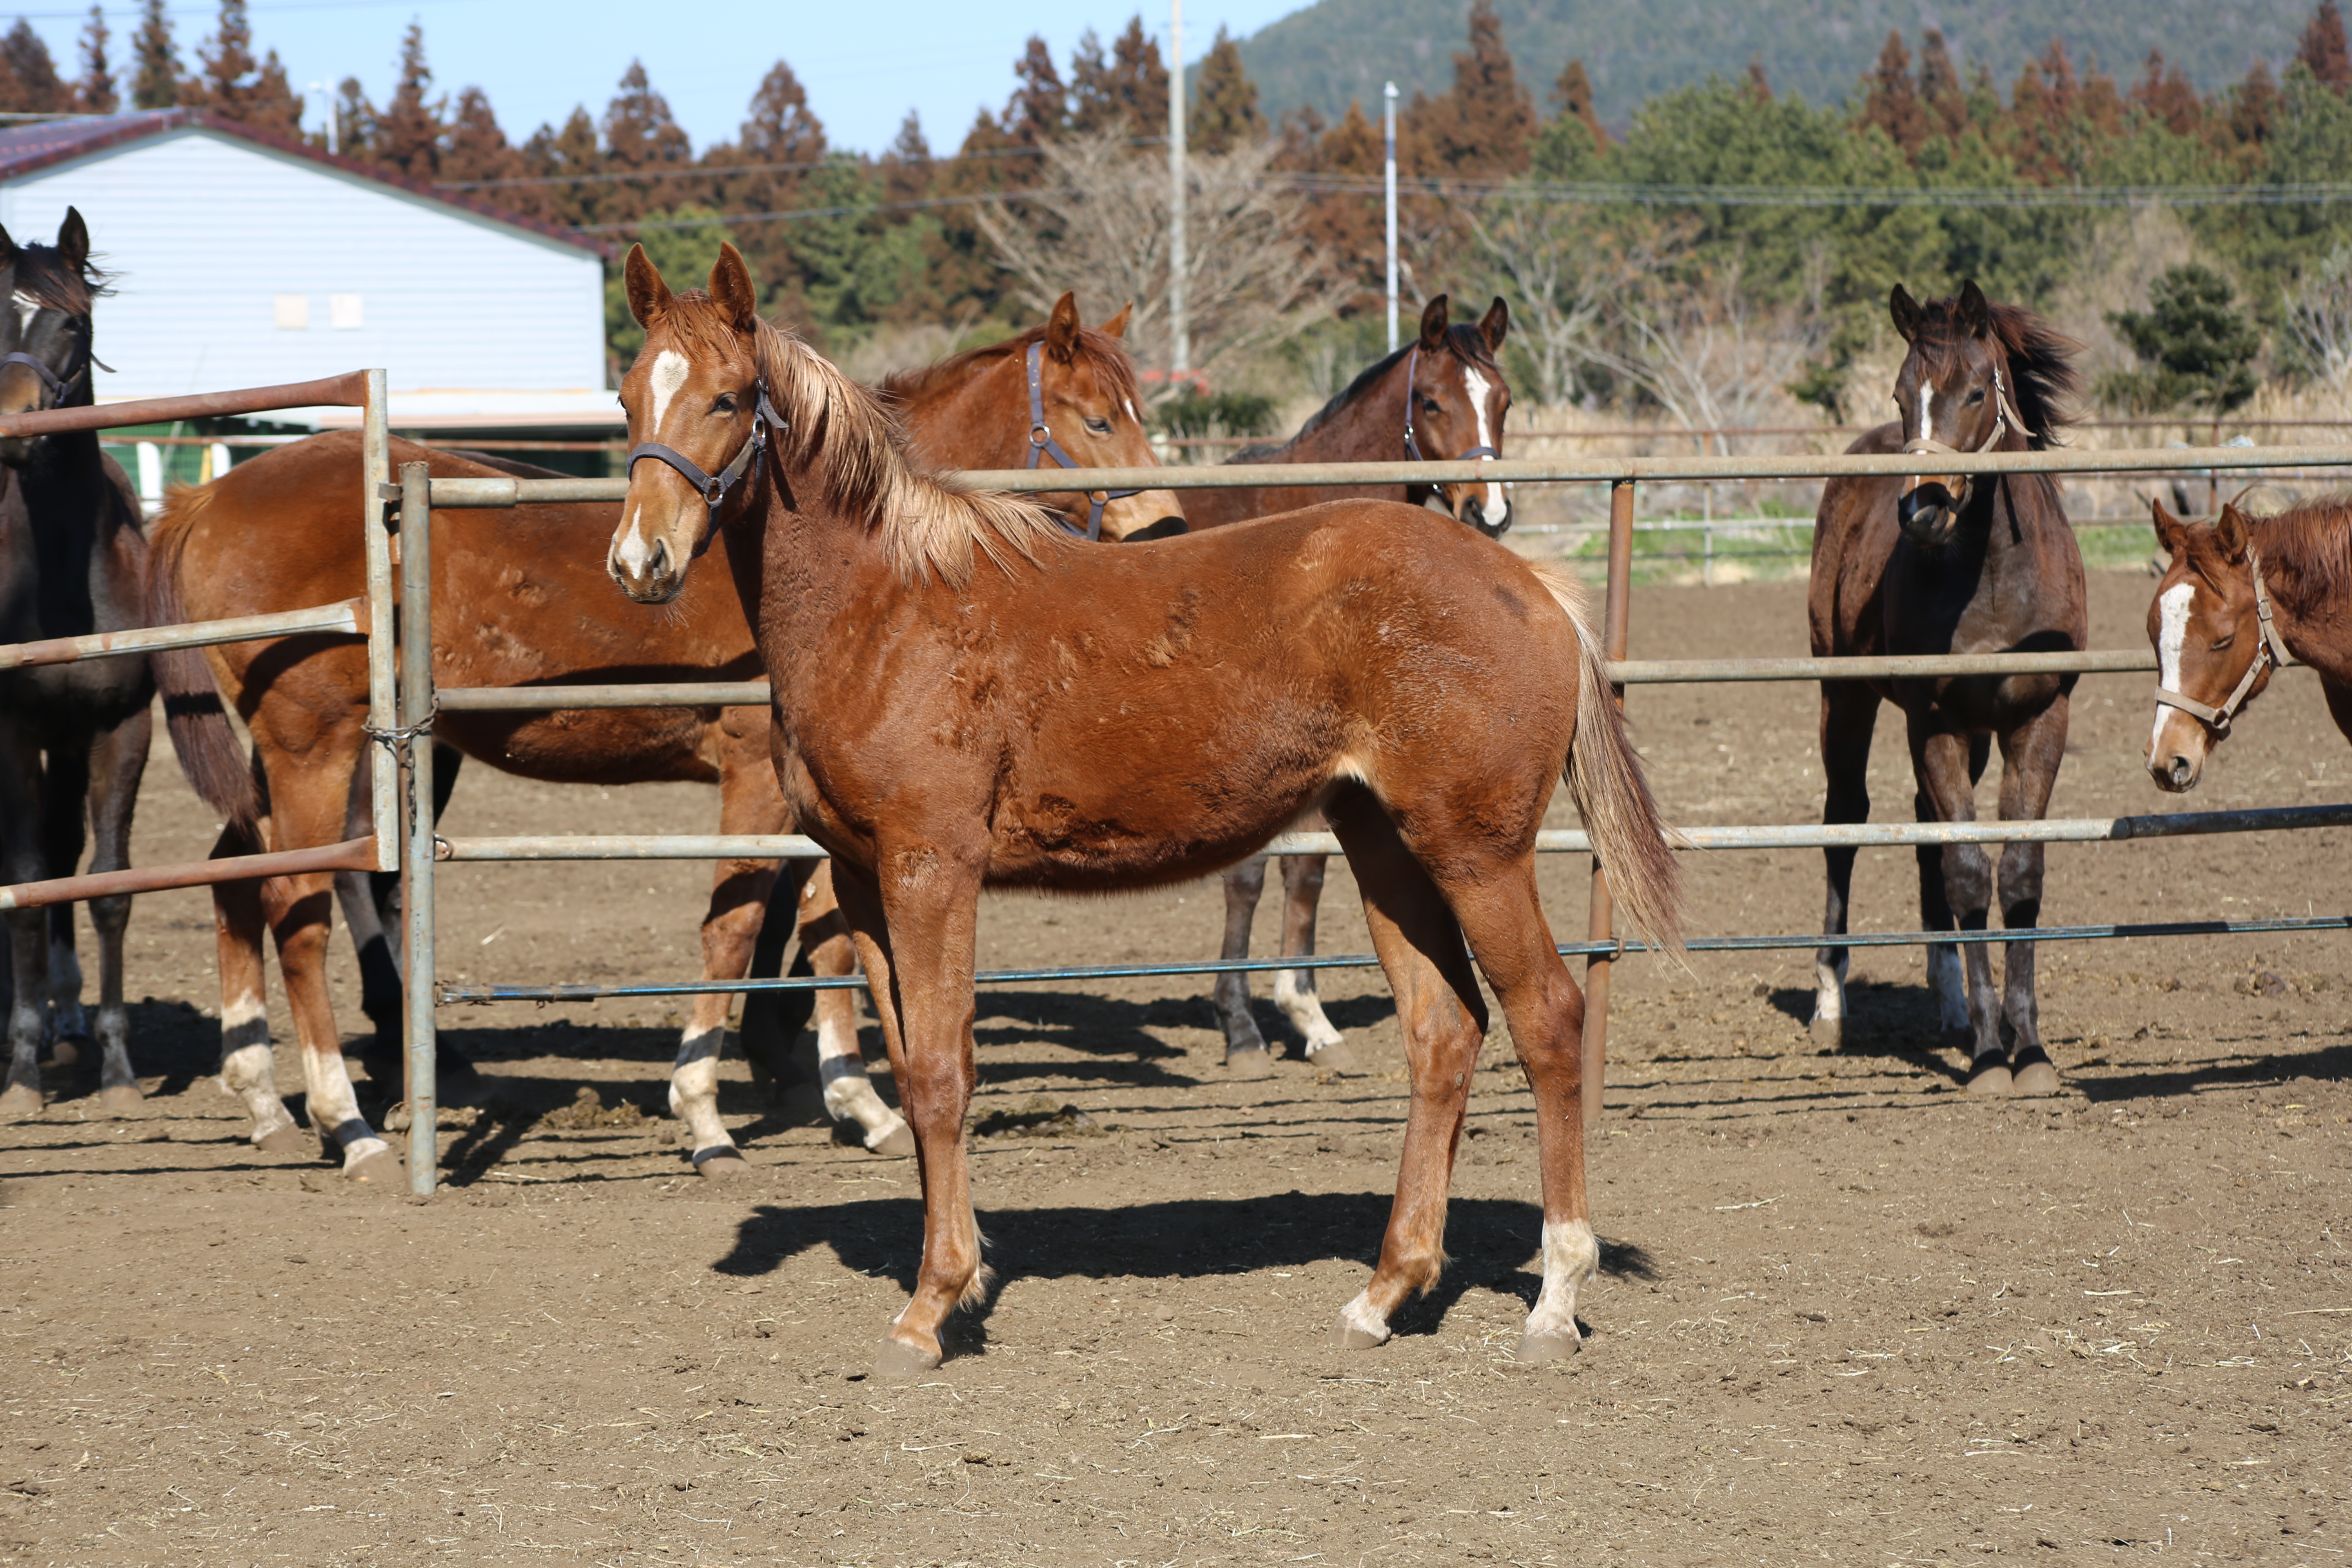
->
[607,244,1679,1374]
[1187,294,1514,1075]
[145,296,1169,1181]
[0,209,151,1120]
[1809,282,2085,1096]
[2144,497,2350,791]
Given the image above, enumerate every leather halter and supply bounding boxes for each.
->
[1902,363,2029,472]
[1024,339,1137,542]
[2153,550,2292,736]
[0,341,87,412]
[626,382,784,530]
[1401,343,1500,466]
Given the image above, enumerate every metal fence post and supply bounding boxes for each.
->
[398,459,438,1194]
[1581,477,1635,1130]
[362,371,397,871]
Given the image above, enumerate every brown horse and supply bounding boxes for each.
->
[144,298,1170,1181]
[883,294,1183,541]
[1809,282,2086,1097]
[1187,294,1514,1075]
[606,244,1679,1374]
[2145,497,2352,789]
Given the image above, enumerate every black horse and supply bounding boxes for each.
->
[0,208,152,1118]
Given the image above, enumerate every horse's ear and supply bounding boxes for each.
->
[709,243,757,334]
[1098,301,1133,341]
[2149,495,2187,557]
[1046,291,1082,363]
[55,207,87,274]
[1889,284,1923,343]
[1419,293,1450,351]
[1479,295,1509,351]
[2216,501,2252,564]
[624,245,672,330]
[1956,279,1991,337]
[0,223,18,270]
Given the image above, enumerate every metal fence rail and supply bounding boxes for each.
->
[392,435,2352,1188]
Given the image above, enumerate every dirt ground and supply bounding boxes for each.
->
[3,568,2349,1566]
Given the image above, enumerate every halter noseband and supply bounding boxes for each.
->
[1401,343,1501,466]
[2153,549,2292,737]
[1902,363,2030,472]
[626,382,785,530]
[1024,339,1140,542]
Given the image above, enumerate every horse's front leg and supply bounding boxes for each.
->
[1814,682,1879,1049]
[835,852,989,1376]
[1214,853,1273,1074]
[1274,851,1354,1071]
[1995,695,2069,1096]
[0,713,49,1118]
[1908,715,2006,1092]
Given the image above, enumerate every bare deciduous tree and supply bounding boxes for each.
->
[978,132,1332,390]
[1586,258,1823,453]
[2284,243,2352,406]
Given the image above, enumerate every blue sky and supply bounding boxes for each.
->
[22,0,1306,156]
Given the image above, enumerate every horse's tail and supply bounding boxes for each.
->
[146,481,260,829]
[1527,561,1686,961]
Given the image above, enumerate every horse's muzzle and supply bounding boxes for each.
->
[1897,480,1965,548]
[1456,488,1511,539]
[2147,739,2204,794]
[608,530,683,605]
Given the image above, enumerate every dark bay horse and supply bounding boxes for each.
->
[1187,294,1514,1074]
[606,244,1679,1375]
[0,209,152,1120]
[1810,282,2085,1097]
[145,300,1174,1178]
[2144,497,2352,789]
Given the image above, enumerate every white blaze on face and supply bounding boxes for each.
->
[2152,579,2197,758]
[1916,381,1934,443]
[10,289,38,336]
[1462,365,1506,522]
[648,348,691,432]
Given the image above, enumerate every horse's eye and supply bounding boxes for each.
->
[2211,634,2236,651]
[1085,417,1112,436]
[1966,389,1985,405]
[712,393,737,414]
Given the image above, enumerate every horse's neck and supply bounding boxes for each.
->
[2254,518,2352,675]
[18,433,123,558]
[1274,372,1404,466]
[898,354,1025,470]
[742,460,897,684]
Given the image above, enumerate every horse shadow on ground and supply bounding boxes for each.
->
[712,1193,1658,1354]
[29,997,220,1107]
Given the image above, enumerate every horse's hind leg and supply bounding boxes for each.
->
[1213,853,1273,1075]
[82,703,150,1112]
[211,824,304,1154]
[1908,717,2007,1093]
[1323,791,1489,1351]
[1814,682,1878,1048]
[1274,851,1354,1071]
[1915,733,1993,1044]
[671,853,778,1177]
[1996,697,2068,1096]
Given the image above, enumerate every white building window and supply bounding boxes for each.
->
[273,293,309,330]
[329,293,363,330]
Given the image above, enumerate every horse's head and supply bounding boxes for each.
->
[0,207,99,468]
[1405,294,1513,536]
[609,242,767,604]
[2145,499,2280,792]
[1025,293,1183,540]
[1888,280,2022,550]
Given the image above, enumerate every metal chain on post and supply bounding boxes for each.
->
[396,460,439,1194]
[1581,478,1635,1130]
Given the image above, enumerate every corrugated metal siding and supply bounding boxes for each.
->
[0,128,604,401]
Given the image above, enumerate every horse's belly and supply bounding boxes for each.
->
[441,710,721,787]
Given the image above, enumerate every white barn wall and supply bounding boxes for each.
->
[0,128,604,403]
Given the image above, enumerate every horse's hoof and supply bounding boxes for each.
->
[691,1147,749,1179]
[865,1122,916,1159]
[1333,1313,1389,1351]
[1809,1016,1842,1051]
[43,1037,83,1071]
[1225,1047,1275,1080]
[97,1083,145,1116]
[1306,1040,1364,1076]
[1966,1060,2013,1097]
[1515,1327,1583,1362]
[343,1145,406,1186]
[0,1083,42,1120]
[872,1333,941,1380]
[2010,1056,2060,1097]
[253,1121,309,1156]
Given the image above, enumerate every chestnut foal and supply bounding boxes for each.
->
[607,245,1681,1375]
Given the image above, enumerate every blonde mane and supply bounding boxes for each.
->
[739,312,1072,586]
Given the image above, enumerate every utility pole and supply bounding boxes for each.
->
[311,81,336,156]
[1384,80,1399,354]
[1169,0,1190,375]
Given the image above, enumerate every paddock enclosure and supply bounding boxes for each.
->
[2,399,2350,1561]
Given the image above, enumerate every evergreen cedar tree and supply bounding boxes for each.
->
[51,0,2352,375]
